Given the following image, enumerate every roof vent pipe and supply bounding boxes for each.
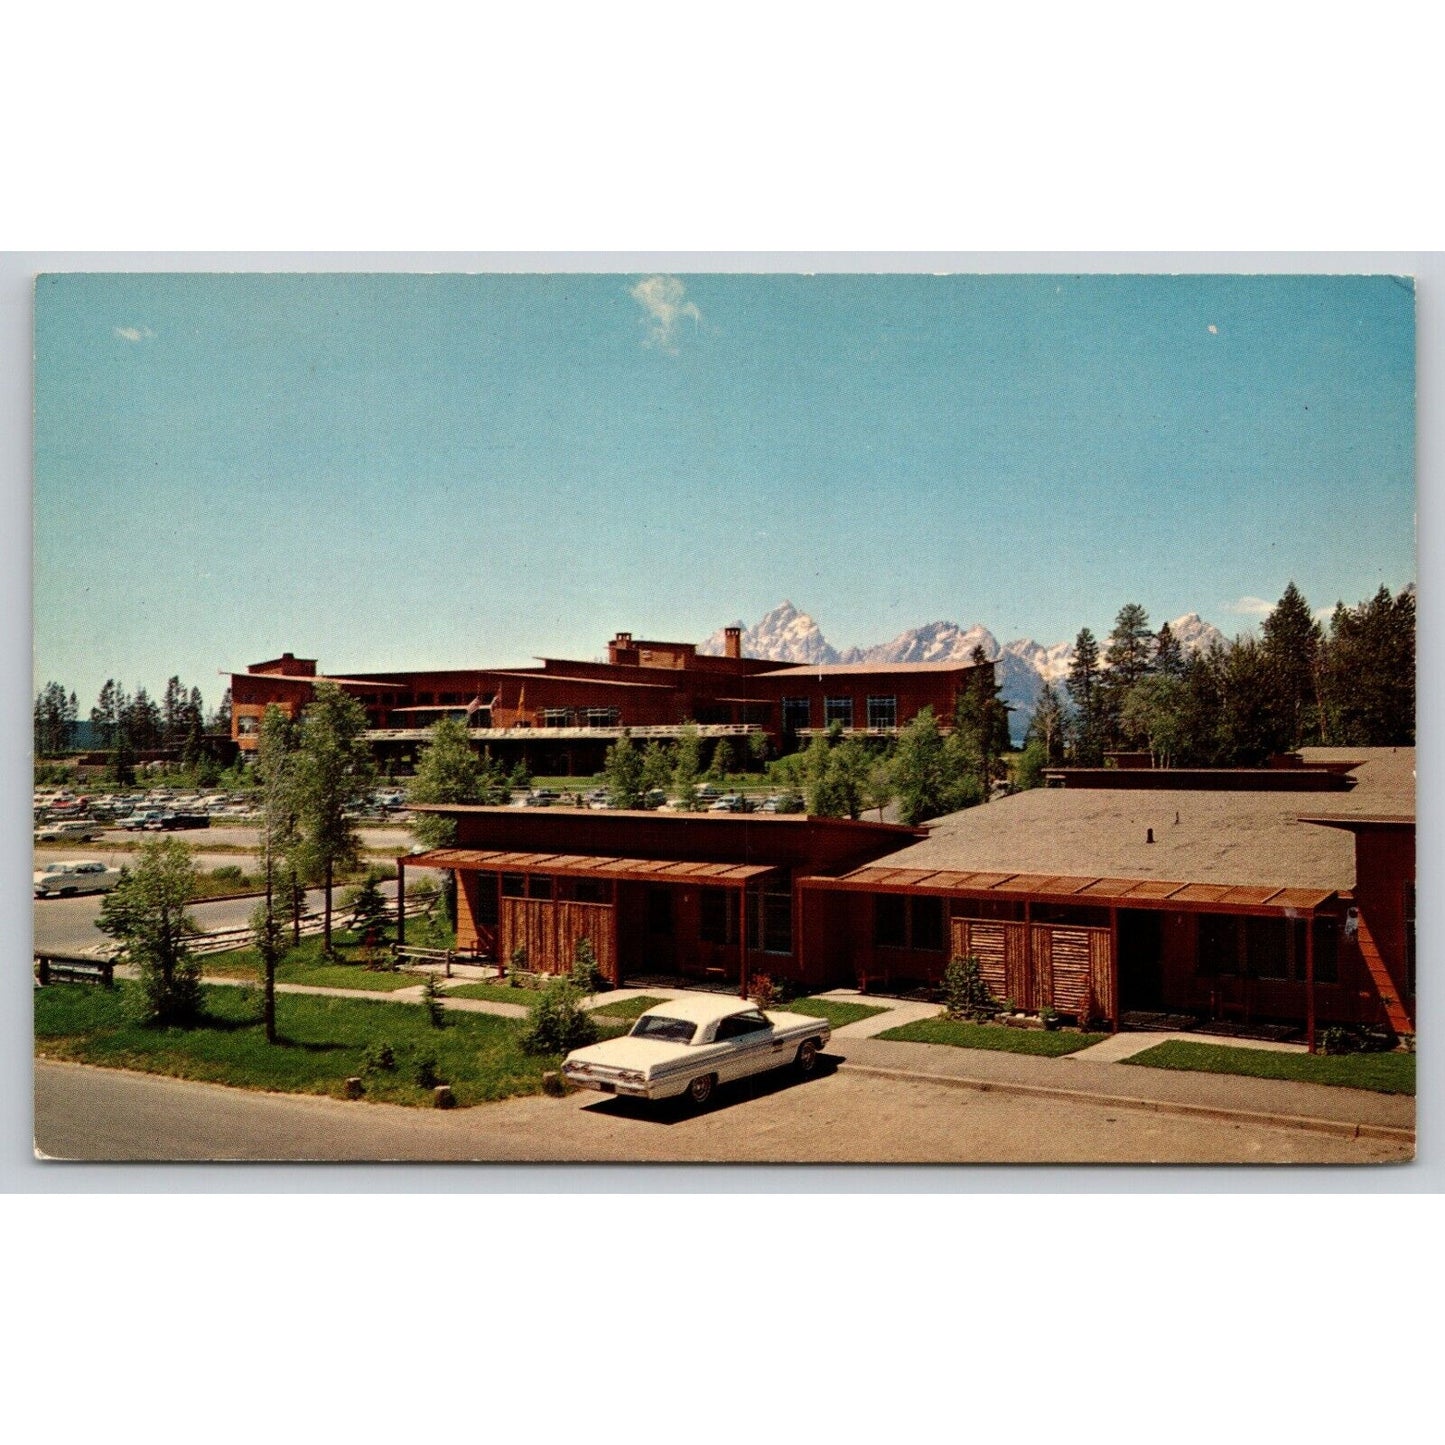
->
[1146,828,1155,844]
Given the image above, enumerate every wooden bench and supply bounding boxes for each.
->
[35,953,115,987]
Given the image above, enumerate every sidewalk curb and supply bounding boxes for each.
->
[838,1062,1415,1145]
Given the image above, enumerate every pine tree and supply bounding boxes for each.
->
[953,646,1009,799]
[1154,622,1186,679]
[1101,603,1154,748]
[672,724,703,810]
[1066,629,1104,765]
[640,740,675,796]
[1261,581,1322,748]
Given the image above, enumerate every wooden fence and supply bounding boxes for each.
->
[951,917,1114,1020]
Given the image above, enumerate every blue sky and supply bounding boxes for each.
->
[33,271,1416,714]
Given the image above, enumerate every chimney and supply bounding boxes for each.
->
[724,626,742,660]
[608,631,634,665]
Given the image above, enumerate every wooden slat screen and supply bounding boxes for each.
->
[500,898,617,982]
[951,918,1031,1010]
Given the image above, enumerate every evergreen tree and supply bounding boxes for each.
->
[292,683,374,953]
[1025,681,1066,765]
[640,740,675,796]
[1261,580,1322,748]
[1318,585,1415,746]
[162,675,186,746]
[1100,603,1154,748]
[91,680,121,750]
[1154,622,1186,679]
[1214,636,1286,763]
[209,687,232,733]
[1066,629,1104,765]
[33,681,75,757]
[711,738,738,780]
[953,646,1009,799]
[603,731,646,808]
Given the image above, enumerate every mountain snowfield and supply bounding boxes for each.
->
[700,600,1227,740]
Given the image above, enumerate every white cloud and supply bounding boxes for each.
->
[629,275,701,352]
[113,326,154,342]
[1226,596,1274,618]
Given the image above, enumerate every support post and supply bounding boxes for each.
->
[397,862,406,946]
[1306,913,1317,1054]
[1109,905,1120,1033]
[739,885,749,1000]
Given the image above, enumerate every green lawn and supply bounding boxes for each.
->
[784,997,889,1029]
[876,1016,1109,1057]
[1122,1040,1416,1095]
[445,980,544,1006]
[203,933,422,992]
[34,981,562,1107]
[589,994,669,1020]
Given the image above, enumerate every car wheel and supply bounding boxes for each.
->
[795,1039,819,1076]
[686,1074,716,1107]
[60,887,76,898]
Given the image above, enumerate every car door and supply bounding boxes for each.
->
[711,1009,779,1083]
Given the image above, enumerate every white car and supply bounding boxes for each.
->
[34,859,124,898]
[34,819,104,843]
[563,995,830,1106]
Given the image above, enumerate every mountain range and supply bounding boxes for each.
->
[700,601,1228,740]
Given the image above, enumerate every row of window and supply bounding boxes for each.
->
[1197,915,1340,984]
[781,696,899,732]
[536,708,621,728]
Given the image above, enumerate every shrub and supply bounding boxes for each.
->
[570,937,608,995]
[415,1056,440,1089]
[210,865,245,884]
[749,973,779,1009]
[362,1041,396,1073]
[521,977,599,1055]
[422,971,446,1028]
[349,871,390,945]
[942,954,995,1021]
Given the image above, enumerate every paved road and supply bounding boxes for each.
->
[32,1059,1411,1164]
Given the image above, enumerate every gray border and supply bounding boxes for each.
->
[5,251,1437,1193]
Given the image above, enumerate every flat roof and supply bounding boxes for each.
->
[758,660,980,677]
[404,847,779,886]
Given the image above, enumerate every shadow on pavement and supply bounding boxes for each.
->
[579,1053,842,1125]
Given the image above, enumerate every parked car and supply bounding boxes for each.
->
[34,859,124,898]
[562,996,830,1106]
[161,812,211,830]
[760,793,805,814]
[34,819,104,843]
[695,785,721,802]
[121,809,167,831]
[708,793,747,813]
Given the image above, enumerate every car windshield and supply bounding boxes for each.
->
[630,1015,697,1044]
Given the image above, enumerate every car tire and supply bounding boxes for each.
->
[795,1039,819,1076]
[60,887,76,898]
[686,1074,716,1108]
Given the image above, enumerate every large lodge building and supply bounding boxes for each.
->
[228,627,995,771]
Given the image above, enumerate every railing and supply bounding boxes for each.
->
[364,723,764,742]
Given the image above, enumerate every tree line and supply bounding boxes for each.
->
[1017,582,1415,782]
[34,674,233,777]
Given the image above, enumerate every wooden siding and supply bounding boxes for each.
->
[500,898,618,983]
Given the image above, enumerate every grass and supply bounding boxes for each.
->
[34,981,562,1107]
[203,932,422,992]
[1122,1040,1416,1095]
[784,996,889,1029]
[445,980,544,1006]
[589,994,669,1020]
[877,1015,1110,1057]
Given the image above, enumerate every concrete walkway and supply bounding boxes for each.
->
[808,989,947,1038]
[1068,1030,1309,1064]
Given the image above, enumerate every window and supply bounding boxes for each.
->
[474,875,499,926]
[781,698,812,733]
[748,887,793,954]
[1245,917,1288,979]
[572,878,609,904]
[528,874,553,900]
[1197,915,1238,974]
[542,709,571,727]
[647,887,673,936]
[911,897,945,952]
[501,873,526,898]
[237,715,258,736]
[1300,917,1339,985]
[700,887,739,945]
[583,707,620,728]
[715,1010,772,1040]
[867,695,897,730]
[874,894,907,948]
[824,696,854,728]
